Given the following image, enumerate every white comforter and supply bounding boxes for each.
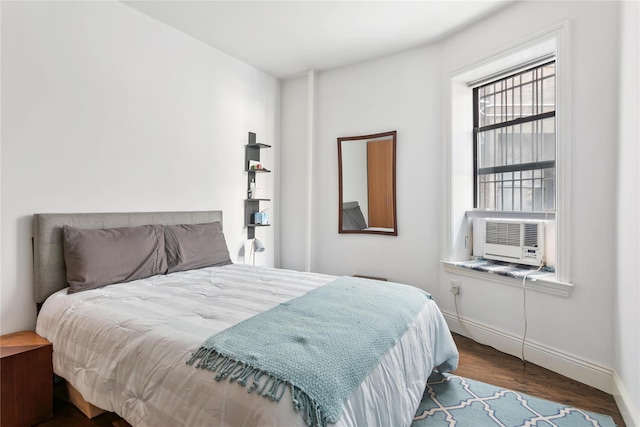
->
[36,264,458,427]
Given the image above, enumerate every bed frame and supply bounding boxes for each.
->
[32,210,223,304]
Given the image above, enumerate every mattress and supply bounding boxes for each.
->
[36,264,458,427]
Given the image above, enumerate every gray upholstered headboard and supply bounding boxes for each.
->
[33,210,223,304]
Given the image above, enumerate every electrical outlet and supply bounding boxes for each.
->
[450,280,461,295]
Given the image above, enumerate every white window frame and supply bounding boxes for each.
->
[442,21,572,290]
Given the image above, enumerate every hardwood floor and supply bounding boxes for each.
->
[451,333,625,427]
[36,332,625,426]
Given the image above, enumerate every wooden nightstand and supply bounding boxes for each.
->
[0,331,53,427]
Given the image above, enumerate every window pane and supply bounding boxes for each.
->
[477,62,555,126]
[542,75,555,113]
[475,61,556,213]
[477,117,555,170]
[477,167,555,212]
[475,62,556,211]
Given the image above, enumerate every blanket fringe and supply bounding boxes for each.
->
[292,384,326,427]
[188,347,329,427]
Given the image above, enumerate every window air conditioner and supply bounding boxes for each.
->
[473,218,545,266]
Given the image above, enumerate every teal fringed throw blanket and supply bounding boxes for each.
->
[187,276,431,427]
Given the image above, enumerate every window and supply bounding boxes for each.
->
[473,61,556,212]
[444,24,572,289]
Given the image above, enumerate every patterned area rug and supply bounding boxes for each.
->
[412,374,616,427]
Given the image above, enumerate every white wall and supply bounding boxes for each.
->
[615,1,640,424]
[280,0,630,399]
[310,43,444,286]
[279,76,308,272]
[0,1,279,334]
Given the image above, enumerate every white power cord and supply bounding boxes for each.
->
[521,211,551,362]
[452,257,546,361]
[520,261,544,363]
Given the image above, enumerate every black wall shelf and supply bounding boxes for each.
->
[245,132,271,239]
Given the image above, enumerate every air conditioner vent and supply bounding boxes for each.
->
[523,223,539,247]
[486,222,521,246]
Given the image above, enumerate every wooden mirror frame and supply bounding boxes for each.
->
[338,130,397,236]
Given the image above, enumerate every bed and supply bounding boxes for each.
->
[33,210,459,427]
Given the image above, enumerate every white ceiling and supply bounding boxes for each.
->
[122,1,515,79]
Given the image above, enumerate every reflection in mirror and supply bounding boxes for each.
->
[338,131,397,235]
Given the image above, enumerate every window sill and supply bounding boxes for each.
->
[441,260,574,297]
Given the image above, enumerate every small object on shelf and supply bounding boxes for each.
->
[253,212,263,224]
[248,160,270,171]
[248,178,256,199]
[253,211,270,225]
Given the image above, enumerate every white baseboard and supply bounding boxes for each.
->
[442,309,614,394]
[613,371,640,427]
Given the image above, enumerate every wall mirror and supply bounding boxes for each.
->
[338,130,397,235]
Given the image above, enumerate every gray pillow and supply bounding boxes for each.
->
[164,222,232,273]
[63,224,168,294]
